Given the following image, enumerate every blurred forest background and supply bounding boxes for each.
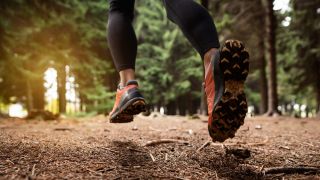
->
[0,0,319,118]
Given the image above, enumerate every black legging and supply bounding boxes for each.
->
[107,0,220,72]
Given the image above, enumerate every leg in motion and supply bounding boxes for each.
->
[163,0,250,142]
[107,0,146,123]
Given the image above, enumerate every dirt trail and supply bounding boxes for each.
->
[0,115,319,179]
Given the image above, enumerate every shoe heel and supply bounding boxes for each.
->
[123,99,146,115]
[110,114,133,123]
[132,100,147,113]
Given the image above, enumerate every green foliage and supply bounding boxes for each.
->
[277,0,320,110]
[134,0,202,107]
[0,0,114,112]
[1,0,319,116]
[84,83,114,113]
[209,0,268,110]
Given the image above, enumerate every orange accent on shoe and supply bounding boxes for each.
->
[109,84,138,116]
[204,61,215,127]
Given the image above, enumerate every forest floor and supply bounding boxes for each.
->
[0,114,319,180]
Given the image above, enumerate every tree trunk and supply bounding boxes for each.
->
[188,96,199,115]
[166,101,176,115]
[258,39,268,114]
[32,74,45,110]
[316,53,320,117]
[316,77,320,117]
[201,0,209,9]
[264,0,279,116]
[26,79,33,114]
[57,66,67,114]
[178,96,187,116]
[79,92,84,112]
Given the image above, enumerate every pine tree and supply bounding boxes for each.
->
[0,0,115,114]
[264,0,280,116]
[135,0,202,114]
[279,0,320,117]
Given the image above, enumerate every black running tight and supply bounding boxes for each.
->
[107,0,220,72]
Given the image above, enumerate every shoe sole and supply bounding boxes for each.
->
[110,98,147,123]
[209,40,249,142]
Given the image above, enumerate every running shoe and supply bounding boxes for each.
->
[109,80,146,123]
[205,40,249,142]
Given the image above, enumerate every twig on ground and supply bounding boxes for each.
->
[165,153,168,161]
[167,127,177,131]
[214,171,219,179]
[279,146,290,150]
[306,153,320,156]
[211,137,269,147]
[149,152,156,162]
[287,158,298,163]
[97,147,118,153]
[177,151,186,159]
[53,128,73,131]
[148,126,177,132]
[31,164,36,176]
[87,168,102,176]
[212,143,236,146]
[6,159,14,165]
[302,142,314,147]
[96,167,115,172]
[173,177,184,180]
[196,140,211,152]
[262,166,320,175]
[144,139,189,146]
[148,127,163,132]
